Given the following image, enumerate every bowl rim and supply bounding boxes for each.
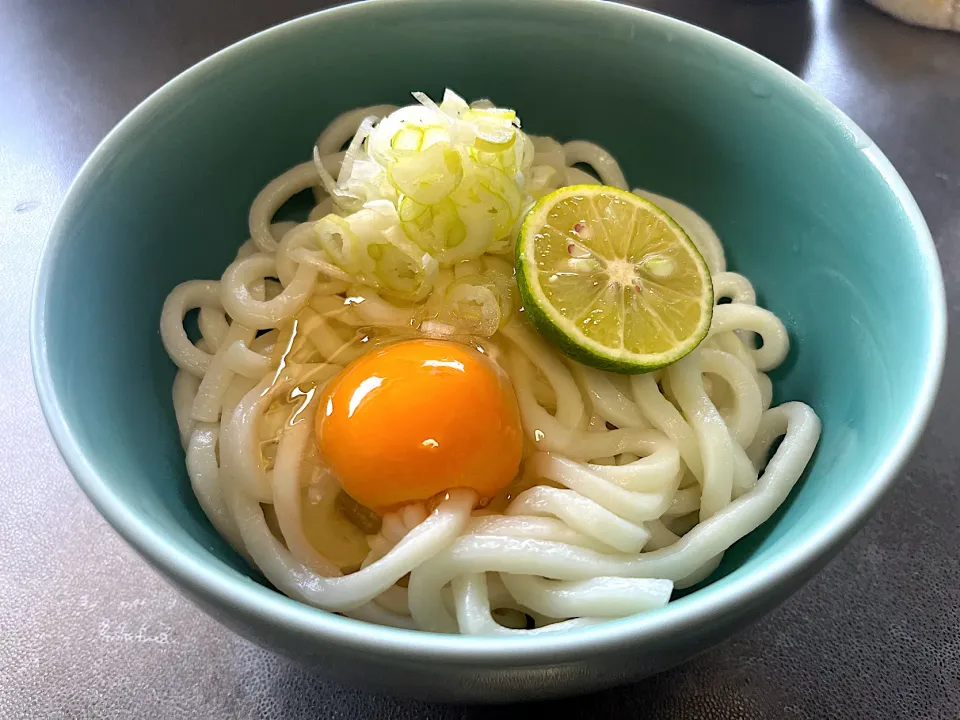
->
[30,0,947,665]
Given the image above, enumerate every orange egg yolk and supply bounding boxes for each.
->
[315,339,523,514]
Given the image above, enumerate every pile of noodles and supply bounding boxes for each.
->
[160,97,820,634]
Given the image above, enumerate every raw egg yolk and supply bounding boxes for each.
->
[315,339,523,514]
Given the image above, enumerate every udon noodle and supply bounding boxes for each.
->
[161,98,820,634]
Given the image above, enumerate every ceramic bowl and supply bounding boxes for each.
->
[31,0,946,701]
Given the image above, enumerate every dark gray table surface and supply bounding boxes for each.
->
[2,0,958,717]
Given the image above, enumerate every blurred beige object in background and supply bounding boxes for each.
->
[866,0,960,29]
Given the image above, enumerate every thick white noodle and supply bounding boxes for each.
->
[161,110,820,636]
[572,364,648,429]
[345,601,418,630]
[249,163,321,253]
[708,304,789,372]
[632,188,727,275]
[565,166,601,186]
[221,252,318,329]
[698,349,762,448]
[198,307,229,352]
[530,452,680,525]
[185,423,247,556]
[160,280,220,376]
[713,272,756,305]
[309,196,336,222]
[452,574,607,636]
[562,141,628,189]
[667,353,735,521]
[630,374,704,482]
[172,370,201,449]
[505,486,651,553]
[191,335,258,422]
[499,574,674,618]
[466,516,618,554]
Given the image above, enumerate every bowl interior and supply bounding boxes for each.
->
[36,0,940,635]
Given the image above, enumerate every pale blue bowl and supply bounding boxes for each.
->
[31,0,946,702]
